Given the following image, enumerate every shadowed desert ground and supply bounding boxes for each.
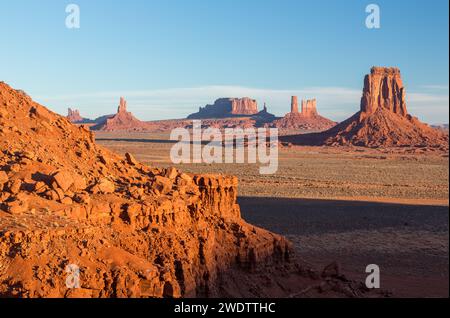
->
[96,131,449,297]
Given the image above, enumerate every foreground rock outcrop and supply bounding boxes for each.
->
[270,96,336,132]
[283,67,449,150]
[0,81,374,298]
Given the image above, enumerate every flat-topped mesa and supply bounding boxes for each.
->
[118,97,128,113]
[291,96,299,113]
[230,97,258,115]
[187,97,259,119]
[301,99,318,117]
[361,66,407,117]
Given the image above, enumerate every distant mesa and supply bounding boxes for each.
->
[255,102,276,120]
[188,97,260,119]
[67,108,83,122]
[283,67,449,150]
[67,108,113,125]
[67,108,92,123]
[432,124,449,132]
[66,67,448,143]
[92,97,154,132]
[270,96,336,131]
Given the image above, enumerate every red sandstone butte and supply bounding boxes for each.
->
[271,96,336,132]
[283,67,449,150]
[67,108,85,123]
[301,99,318,117]
[291,96,299,113]
[94,97,155,132]
[361,67,407,116]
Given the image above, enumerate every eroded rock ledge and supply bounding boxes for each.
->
[0,81,380,298]
[0,81,292,298]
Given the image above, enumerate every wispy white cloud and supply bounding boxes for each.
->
[408,92,449,123]
[420,84,449,91]
[35,85,449,124]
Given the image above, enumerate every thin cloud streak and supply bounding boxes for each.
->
[420,85,449,91]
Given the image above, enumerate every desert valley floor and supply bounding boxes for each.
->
[96,132,449,298]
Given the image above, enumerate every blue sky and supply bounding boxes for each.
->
[0,0,448,123]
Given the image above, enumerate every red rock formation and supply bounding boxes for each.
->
[231,97,258,115]
[271,97,336,132]
[301,99,318,117]
[361,67,407,117]
[117,97,127,113]
[0,81,384,298]
[291,96,299,113]
[0,82,286,297]
[0,81,378,298]
[188,98,258,119]
[283,67,449,150]
[67,108,84,123]
[93,97,154,132]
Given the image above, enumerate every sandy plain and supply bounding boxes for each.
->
[95,131,449,297]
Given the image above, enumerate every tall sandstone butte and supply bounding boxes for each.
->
[283,67,448,149]
[301,99,318,118]
[93,97,154,131]
[188,97,258,119]
[67,108,84,123]
[291,96,299,113]
[117,96,128,113]
[271,96,336,131]
[361,67,407,117]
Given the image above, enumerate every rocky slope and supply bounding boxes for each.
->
[0,82,373,298]
[283,67,448,150]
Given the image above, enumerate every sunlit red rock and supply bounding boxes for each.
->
[271,96,336,131]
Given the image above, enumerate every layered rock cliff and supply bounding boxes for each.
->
[0,81,383,297]
[301,99,318,118]
[360,67,407,117]
[0,82,296,297]
[188,98,259,119]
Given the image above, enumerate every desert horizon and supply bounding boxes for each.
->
[0,0,449,313]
